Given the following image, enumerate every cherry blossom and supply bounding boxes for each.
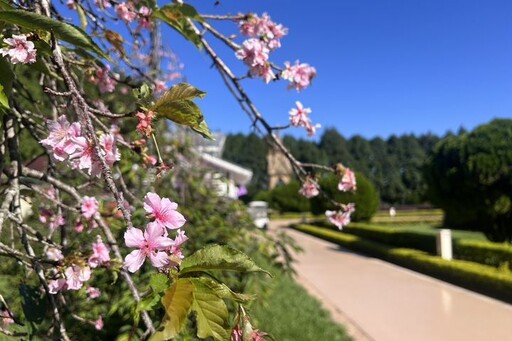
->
[236,39,268,66]
[338,168,357,192]
[115,2,136,22]
[94,316,104,330]
[169,229,188,261]
[81,196,99,220]
[65,265,91,290]
[0,310,14,327]
[136,111,155,137]
[143,192,186,230]
[86,287,101,300]
[49,265,91,293]
[46,247,64,262]
[88,235,111,268]
[99,134,121,166]
[40,115,82,161]
[282,61,317,92]
[289,101,312,127]
[137,6,153,31]
[69,136,102,176]
[299,179,319,198]
[123,223,174,272]
[238,13,287,50]
[0,34,37,64]
[90,65,117,93]
[305,121,321,137]
[39,209,65,230]
[325,210,351,229]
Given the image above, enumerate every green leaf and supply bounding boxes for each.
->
[19,284,46,324]
[0,56,13,98]
[150,273,169,294]
[180,244,270,276]
[153,4,203,49]
[190,279,229,341]
[195,276,255,304]
[151,83,214,140]
[138,294,160,313]
[0,10,107,59]
[0,0,12,10]
[0,84,8,110]
[76,4,88,30]
[151,278,195,341]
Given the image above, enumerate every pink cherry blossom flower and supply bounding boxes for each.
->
[99,133,120,166]
[231,325,243,341]
[65,265,91,290]
[123,223,174,272]
[46,247,64,262]
[338,168,357,192]
[40,115,82,161]
[238,13,287,50]
[299,179,319,198]
[69,136,102,176]
[81,196,99,220]
[0,34,37,64]
[305,121,321,137]
[94,316,104,330]
[90,65,117,93]
[249,64,275,84]
[282,61,317,92]
[86,287,101,300]
[289,101,312,127]
[88,235,110,268]
[48,278,67,294]
[236,39,269,69]
[115,2,136,22]
[39,209,65,230]
[75,220,84,233]
[143,192,186,230]
[137,6,153,31]
[169,229,188,260]
[325,210,351,230]
[153,80,167,94]
[0,310,13,327]
[135,111,155,137]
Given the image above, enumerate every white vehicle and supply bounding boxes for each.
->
[248,201,269,230]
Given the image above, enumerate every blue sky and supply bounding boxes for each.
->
[161,0,512,140]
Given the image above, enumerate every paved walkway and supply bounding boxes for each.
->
[270,220,512,341]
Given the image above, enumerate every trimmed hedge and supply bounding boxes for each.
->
[292,224,512,303]
[311,220,512,268]
[454,239,512,269]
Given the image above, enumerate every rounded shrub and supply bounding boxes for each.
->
[265,180,311,213]
[425,119,512,242]
[310,172,379,221]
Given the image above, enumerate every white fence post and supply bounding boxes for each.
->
[437,229,453,260]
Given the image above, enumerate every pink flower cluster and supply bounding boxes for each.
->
[338,167,357,192]
[116,2,153,31]
[48,265,92,293]
[236,39,274,84]
[88,235,111,268]
[282,61,317,92]
[81,196,99,220]
[124,192,187,273]
[40,209,65,231]
[135,110,155,137]
[236,13,287,83]
[238,13,288,50]
[40,115,120,177]
[288,101,321,137]
[90,65,117,93]
[299,178,319,198]
[0,34,37,64]
[326,204,355,229]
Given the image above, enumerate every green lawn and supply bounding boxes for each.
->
[249,272,351,341]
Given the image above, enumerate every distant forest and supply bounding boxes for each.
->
[222,128,466,205]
